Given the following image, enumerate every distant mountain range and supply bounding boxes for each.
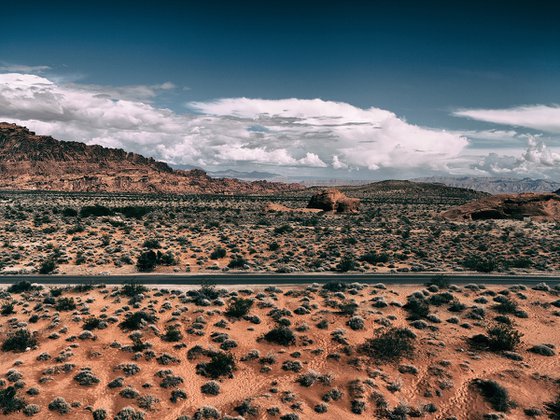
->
[415,176,560,194]
[0,123,302,194]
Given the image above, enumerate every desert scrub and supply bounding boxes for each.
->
[0,386,26,414]
[119,311,157,331]
[472,379,512,412]
[22,403,40,416]
[161,325,183,342]
[196,352,236,379]
[2,329,37,353]
[359,327,416,362]
[263,326,296,346]
[48,397,70,414]
[114,406,145,420]
[201,381,220,395]
[225,298,254,318]
[73,368,100,386]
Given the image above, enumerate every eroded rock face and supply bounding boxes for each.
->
[307,189,360,213]
[442,193,560,222]
[0,123,303,194]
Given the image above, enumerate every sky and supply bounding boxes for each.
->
[1,0,559,180]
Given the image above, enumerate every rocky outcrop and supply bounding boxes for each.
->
[307,188,360,213]
[0,123,303,195]
[442,193,560,222]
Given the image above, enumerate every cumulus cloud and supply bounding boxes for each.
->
[0,73,468,175]
[473,137,560,178]
[190,98,468,171]
[454,104,560,133]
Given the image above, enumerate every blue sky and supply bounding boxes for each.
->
[1,0,559,180]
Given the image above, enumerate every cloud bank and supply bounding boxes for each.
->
[454,104,560,133]
[0,73,468,176]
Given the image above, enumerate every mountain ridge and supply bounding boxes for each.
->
[0,122,303,194]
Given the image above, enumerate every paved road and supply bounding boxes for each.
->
[0,273,558,286]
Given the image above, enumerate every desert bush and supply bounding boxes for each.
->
[2,329,37,353]
[225,298,253,318]
[545,395,560,419]
[210,247,227,260]
[119,311,157,331]
[360,252,389,265]
[22,403,40,416]
[336,255,356,272]
[359,327,416,362]
[472,379,512,412]
[121,280,148,297]
[263,326,296,346]
[201,381,220,395]
[48,397,70,414]
[1,303,15,315]
[39,258,57,274]
[114,406,145,420]
[228,256,248,269]
[74,369,100,386]
[136,250,158,272]
[7,281,34,294]
[471,324,522,352]
[162,325,183,342]
[403,297,429,320]
[0,386,26,414]
[55,297,76,311]
[196,352,236,379]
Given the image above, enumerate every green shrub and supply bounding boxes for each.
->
[360,252,389,265]
[39,258,57,274]
[210,247,227,260]
[121,280,148,297]
[55,297,76,311]
[225,298,253,318]
[0,386,26,414]
[7,281,34,294]
[359,327,416,362]
[263,326,296,346]
[119,311,157,331]
[136,250,158,272]
[196,352,236,379]
[403,297,429,320]
[473,379,511,412]
[2,329,37,352]
[162,325,183,342]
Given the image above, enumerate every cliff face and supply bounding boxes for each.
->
[0,123,303,194]
[442,193,560,222]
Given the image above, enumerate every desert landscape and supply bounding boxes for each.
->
[0,279,559,419]
[2,2,560,418]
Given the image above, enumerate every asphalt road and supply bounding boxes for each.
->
[0,273,559,286]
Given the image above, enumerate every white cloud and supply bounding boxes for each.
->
[472,137,560,178]
[0,73,469,175]
[454,104,560,133]
[190,98,468,172]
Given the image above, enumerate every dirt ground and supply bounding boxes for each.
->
[0,281,559,419]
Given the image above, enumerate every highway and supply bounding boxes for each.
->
[0,273,559,286]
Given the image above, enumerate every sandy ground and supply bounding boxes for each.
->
[0,282,559,419]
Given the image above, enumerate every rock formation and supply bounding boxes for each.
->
[0,123,303,195]
[442,193,560,222]
[307,188,360,213]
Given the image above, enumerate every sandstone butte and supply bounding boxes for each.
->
[442,192,560,222]
[0,122,304,195]
[307,188,361,213]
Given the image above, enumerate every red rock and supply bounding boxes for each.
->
[442,193,560,222]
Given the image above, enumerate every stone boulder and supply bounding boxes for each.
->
[307,189,360,213]
[442,193,560,222]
